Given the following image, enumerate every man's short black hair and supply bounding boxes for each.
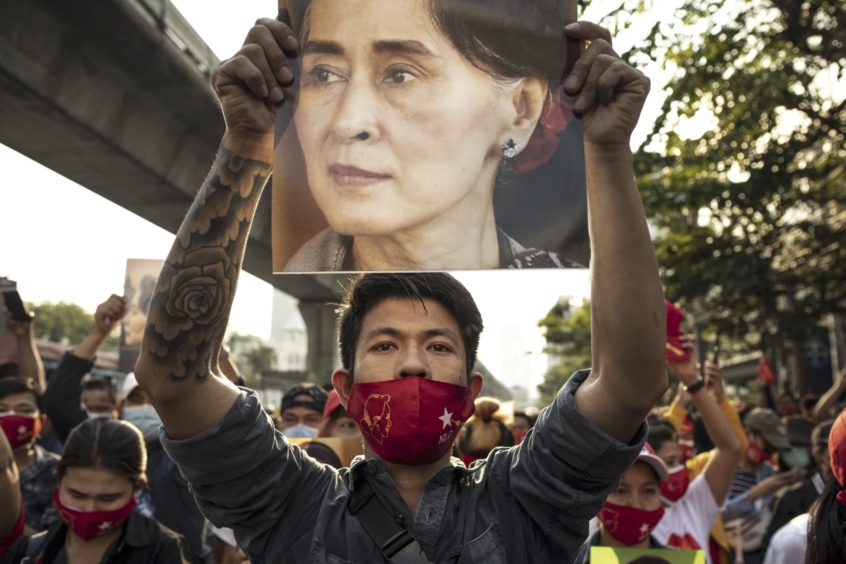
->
[82,377,118,406]
[336,273,483,376]
[0,376,42,411]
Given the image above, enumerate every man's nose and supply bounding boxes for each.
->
[397,347,429,379]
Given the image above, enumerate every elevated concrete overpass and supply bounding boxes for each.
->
[0,0,345,377]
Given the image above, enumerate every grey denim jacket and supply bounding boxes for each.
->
[162,370,645,563]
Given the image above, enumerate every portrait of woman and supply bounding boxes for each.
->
[122,274,155,347]
[119,259,162,373]
[272,0,587,272]
[123,274,156,347]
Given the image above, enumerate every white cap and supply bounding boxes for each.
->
[636,445,669,483]
[120,372,140,401]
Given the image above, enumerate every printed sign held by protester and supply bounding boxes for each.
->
[271,0,588,272]
[590,546,705,564]
[119,259,162,373]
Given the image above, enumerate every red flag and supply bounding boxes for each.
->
[757,356,776,385]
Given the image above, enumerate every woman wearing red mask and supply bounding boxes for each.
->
[573,446,670,563]
[647,355,742,564]
[2,417,188,563]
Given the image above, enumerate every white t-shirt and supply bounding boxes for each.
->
[763,513,808,564]
[653,474,722,564]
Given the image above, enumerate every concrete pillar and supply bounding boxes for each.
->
[297,300,340,385]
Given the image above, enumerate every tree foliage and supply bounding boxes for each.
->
[27,301,118,351]
[594,0,845,369]
[537,298,592,405]
[226,332,277,382]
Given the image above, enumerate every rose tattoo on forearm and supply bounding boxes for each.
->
[144,148,271,383]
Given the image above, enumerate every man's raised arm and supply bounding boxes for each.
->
[135,12,298,439]
[563,22,667,443]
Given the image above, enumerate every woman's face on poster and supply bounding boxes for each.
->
[123,301,146,347]
[294,0,527,238]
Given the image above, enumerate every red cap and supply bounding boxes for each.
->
[323,390,342,418]
[665,300,690,362]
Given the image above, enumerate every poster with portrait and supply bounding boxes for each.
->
[119,259,163,373]
[272,0,587,273]
[590,547,706,564]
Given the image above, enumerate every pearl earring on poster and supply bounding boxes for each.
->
[502,139,520,159]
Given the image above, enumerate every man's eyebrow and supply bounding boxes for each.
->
[423,328,460,342]
[302,40,344,56]
[363,327,459,342]
[373,40,439,58]
[364,327,402,341]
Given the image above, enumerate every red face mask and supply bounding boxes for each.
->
[598,501,665,546]
[0,413,42,450]
[678,440,694,464]
[747,442,772,465]
[53,489,136,541]
[512,428,529,445]
[660,465,690,503]
[347,378,475,465]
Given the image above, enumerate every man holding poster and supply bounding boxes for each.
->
[135,1,664,562]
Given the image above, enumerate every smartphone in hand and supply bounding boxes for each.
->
[2,290,32,322]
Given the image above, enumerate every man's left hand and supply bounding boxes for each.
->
[563,21,650,147]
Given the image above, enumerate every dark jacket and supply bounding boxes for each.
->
[2,509,188,563]
[762,472,825,550]
[41,351,91,443]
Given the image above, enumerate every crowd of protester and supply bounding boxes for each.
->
[2,293,846,563]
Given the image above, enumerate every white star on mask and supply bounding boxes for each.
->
[639,523,650,537]
[438,408,454,430]
[99,521,113,532]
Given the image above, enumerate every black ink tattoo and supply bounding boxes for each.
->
[143,148,271,383]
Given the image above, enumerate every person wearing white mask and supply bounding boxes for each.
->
[278,384,327,439]
[119,373,162,442]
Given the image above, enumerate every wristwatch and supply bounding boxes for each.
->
[684,379,706,394]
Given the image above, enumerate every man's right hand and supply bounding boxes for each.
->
[212,9,298,159]
[94,295,126,336]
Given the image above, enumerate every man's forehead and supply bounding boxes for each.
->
[358,297,462,338]
[282,405,322,417]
